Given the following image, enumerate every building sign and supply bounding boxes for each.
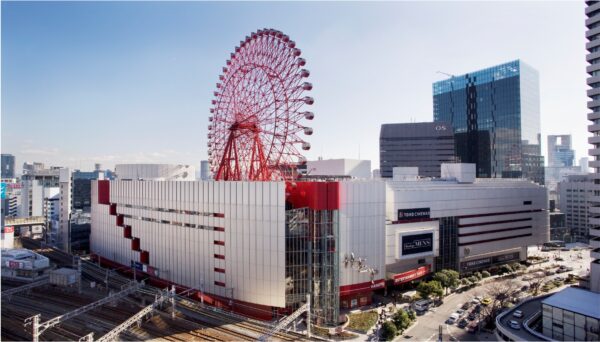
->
[130,260,160,277]
[3,226,14,234]
[393,264,431,285]
[397,208,430,222]
[401,233,433,255]
[0,183,5,200]
[460,252,521,272]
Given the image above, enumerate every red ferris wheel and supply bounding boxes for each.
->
[208,28,314,181]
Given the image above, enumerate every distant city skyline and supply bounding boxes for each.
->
[1,1,588,171]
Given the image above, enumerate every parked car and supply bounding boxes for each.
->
[456,309,466,316]
[512,310,523,318]
[461,302,472,310]
[545,270,556,276]
[468,312,478,321]
[521,285,529,291]
[473,304,482,313]
[466,323,478,333]
[446,313,460,325]
[481,297,492,306]
[508,320,521,330]
[458,319,468,328]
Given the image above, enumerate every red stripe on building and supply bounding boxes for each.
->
[97,180,110,205]
[392,265,431,285]
[339,279,385,296]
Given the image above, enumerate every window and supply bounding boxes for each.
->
[524,201,532,205]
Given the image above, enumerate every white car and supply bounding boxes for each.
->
[446,313,460,324]
[512,310,523,318]
[508,320,521,330]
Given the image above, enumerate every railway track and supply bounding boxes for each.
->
[12,237,308,341]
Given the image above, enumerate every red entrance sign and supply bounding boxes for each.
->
[393,265,431,285]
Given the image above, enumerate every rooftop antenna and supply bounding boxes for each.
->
[437,71,455,78]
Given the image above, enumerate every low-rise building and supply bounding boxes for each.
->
[1,248,51,282]
[541,287,600,341]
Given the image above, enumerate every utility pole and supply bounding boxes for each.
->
[306,294,311,339]
[77,257,82,294]
[171,285,176,320]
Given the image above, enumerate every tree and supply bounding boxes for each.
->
[417,280,444,300]
[433,269,460,294]
[481,271,491,278]
[527,272,547,296]
[381,321,397,341]
[480,280,521,327]
[474,271,483,280]
[392,310,412,333]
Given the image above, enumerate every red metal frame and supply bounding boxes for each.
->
[208,28,314,181]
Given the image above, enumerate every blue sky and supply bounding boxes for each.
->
[1,1,588,172]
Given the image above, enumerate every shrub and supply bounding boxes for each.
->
[482,271,491,278]
[474,272,483,280]
[468,275,479,283]
[381,321,397,341]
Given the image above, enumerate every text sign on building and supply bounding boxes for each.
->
[401,233,433,256]
[393,265,431,285]
[460,252,521,272]
[397,208,430,222]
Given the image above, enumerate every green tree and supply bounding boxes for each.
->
[381,321,397,341]
[392,310,412,333]
[417,280,444,300]
[433,269,460,294]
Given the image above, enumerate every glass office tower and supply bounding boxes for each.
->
[433,60,544,184]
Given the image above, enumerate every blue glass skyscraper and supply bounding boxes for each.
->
[433,60,544,184]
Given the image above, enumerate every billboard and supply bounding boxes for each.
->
[397,208,430,221]
[401,232,433,256]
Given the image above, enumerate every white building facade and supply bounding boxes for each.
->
[385,165,549,276]
[91,179,385,324]
[558,175,593,243]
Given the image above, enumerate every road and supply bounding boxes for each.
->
[400,245,591,342]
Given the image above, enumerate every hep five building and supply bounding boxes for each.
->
[91,178,385,325]
[384,164,549,285]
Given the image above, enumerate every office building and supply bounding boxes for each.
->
[558,175,592,243]
[586,0,600,293]
[386,164,548,275]
[546,135,581,201]
[550,211,569,242]
[433,60,544,184]
[379,122,455,178]
[21,163,61,187]
[1,154,15,179]
[548,135,575,167]
[58,167,105,252]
